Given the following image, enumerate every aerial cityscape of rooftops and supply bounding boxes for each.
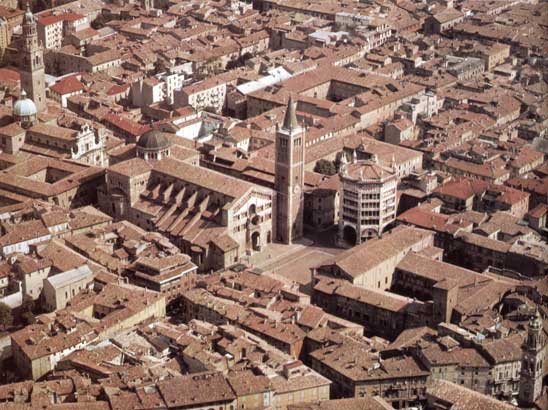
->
[0,0,546,409]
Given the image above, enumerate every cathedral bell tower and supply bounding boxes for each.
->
[274,96,305,244]
[519,309,546,407]
[20,3,46,113]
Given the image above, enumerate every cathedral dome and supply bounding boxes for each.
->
[13,90,37,118]
[137,129,171,150]
[136,129,171,161]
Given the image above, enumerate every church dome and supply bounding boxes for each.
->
[137,129,171,150]
[13,90,37,118]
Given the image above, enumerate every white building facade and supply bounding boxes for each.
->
[339,158,397,245]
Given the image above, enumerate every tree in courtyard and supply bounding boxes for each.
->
[314,159,337,176]
[19,296,36,326]
[0,302,12,329]
[91,14,107,30]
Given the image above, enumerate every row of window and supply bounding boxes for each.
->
[361,219,380,225]
[232,213,271,233]
[233,204,271,221]
[279,137,303,147]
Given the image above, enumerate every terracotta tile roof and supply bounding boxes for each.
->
[479,333,524,364]
[0,123,26,138]
[422,342,489,368]
[386,326,436,352]
[14,255,52,274]
[37,14,65,26]
[342,160,396,181]
[434,177,488,201]
[40,210,70,227]
[61,12,85,22]
[0,220,50,247]
[157,372,235,407]
[241,314,305,344]
[311,342,428,382]
[397,206,472,234]
[427,379,515,410]
[109,158,153,178]
[269,371,331,394]
[443,157,510,180]
[506,177,548,196]
[103,114,151,137]
[49,76,84,95]
[152,158,258,200]
[316,226,433,278]
[455,231,511,253]
[0,68,21,82]
[68,206,112,230]
[38,240,87,272]
[106,83,130,96]
[27,123,78,141]
[529,203,548,218]
[396,252,482,287]
[226,370,270,396]
[287,397,393,410]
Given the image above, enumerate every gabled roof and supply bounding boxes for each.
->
[49,76,84,95]
[316,226,433,279]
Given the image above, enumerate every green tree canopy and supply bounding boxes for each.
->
[19,296,36,326]
[314,159,337,176]
[0,302,12,329]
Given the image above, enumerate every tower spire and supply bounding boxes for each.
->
[282,96,299,131]
[24,1,34,24]
[519,309,545,406]
[274,95,305,244]
[20,0,46,113]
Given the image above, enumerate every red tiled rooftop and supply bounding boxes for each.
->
[529,203,548,219]
[50,76,84,95]
[434,177,488,201]
[0,68,20,82]
[104,113,151,137]
[37,12,85,26]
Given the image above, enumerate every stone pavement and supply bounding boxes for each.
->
[249,237,314,268]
